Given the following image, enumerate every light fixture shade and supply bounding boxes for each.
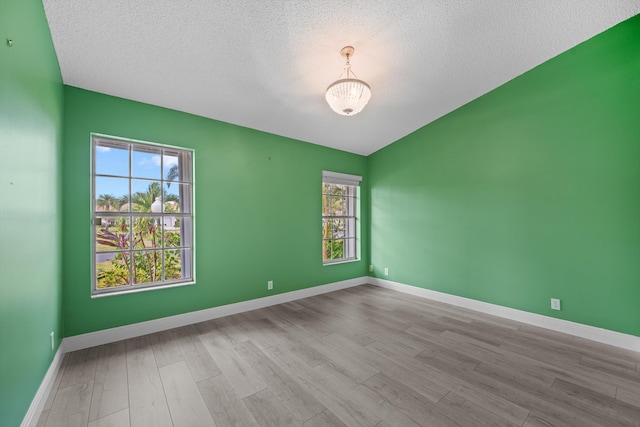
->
[325,78,372,116]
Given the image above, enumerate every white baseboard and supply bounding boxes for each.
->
[62,276,367,352]
[21,345,65,427]
[370,277,640,353]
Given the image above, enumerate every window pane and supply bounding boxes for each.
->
[329,196,347,216]
[164,183,190,213]
[344,196,352,213]
[346,194,356,214]
[96,252,131,289]
[95,177,129,212]
[345,217,355,237]
[132,217,162,249]
[131,180,161,212]
[330,218,345,239]
[325,183,345,196]
[165,249,190,281]
[163,150,181,182]
[164,217,191,247]
[96,216,130,251]
[132,146,162,179]
[329,197,341,215]
[133,250,162,284]
[322,195,334,219]
[344,237,356,259]
[95,141,129,176]
[329,239,345,260]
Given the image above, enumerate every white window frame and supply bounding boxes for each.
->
[322,171,361,265]
[91,134,195,296]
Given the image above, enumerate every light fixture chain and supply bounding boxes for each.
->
[345,53,351,79]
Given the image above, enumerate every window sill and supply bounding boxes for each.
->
[323,258,359,266]
[92,280,195,298]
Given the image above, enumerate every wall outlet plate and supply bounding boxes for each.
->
[384,268,389,276]
[551,298,561,311]
[267,280,273,290]
[369,264,374,272]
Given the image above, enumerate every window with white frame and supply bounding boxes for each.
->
[92,135,194,295]
[322,171,361,264]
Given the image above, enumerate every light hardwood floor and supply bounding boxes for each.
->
[37,285,640,427]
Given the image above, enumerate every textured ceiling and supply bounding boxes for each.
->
[43,1,640,156]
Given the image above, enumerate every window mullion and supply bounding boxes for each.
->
[128,145,133,285]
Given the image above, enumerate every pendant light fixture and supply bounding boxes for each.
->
[325,46,371,116]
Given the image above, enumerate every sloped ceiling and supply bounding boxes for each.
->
[43,1,640,155]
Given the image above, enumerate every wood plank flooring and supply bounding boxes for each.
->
[37,285,640,427]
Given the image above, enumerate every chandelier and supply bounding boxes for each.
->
[325,46,371,116]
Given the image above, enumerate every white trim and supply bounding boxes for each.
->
[322,170,362,186]
[322,257,359,266]
[63,277,367,352]
[21,346,65,427]
[370,277,640,353]
[91,280,196,299]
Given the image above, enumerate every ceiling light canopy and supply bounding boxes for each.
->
[325,46,371,116]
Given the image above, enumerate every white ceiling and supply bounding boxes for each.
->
[42,1,640,156]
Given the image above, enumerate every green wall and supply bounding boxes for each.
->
[369,16,640,336]
[3,4,638,424]
[62,86,368,336]
[0,1,64,426]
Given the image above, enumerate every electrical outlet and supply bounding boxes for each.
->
[50,331,55,352]
[369,264,373,272]
[384,267,389,276]
[267,280,273,290]
[551,298,561,311]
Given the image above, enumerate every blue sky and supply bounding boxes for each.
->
[95,146,180,200]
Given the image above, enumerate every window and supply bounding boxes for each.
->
[322,171,361,264]
[92,135,194,295]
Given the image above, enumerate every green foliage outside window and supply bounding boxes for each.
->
[96,216,183,288]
